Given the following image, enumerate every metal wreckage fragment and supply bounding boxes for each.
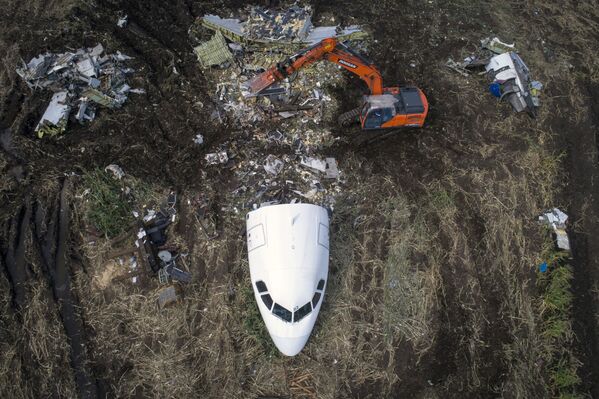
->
[17,44,144,137]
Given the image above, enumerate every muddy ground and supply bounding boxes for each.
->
[1,0,599,398]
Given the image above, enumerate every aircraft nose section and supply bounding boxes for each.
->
[270,334,310,356]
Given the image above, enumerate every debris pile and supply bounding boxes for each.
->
[191,6,355,213]
[243,5,312,41]
[16,44,142,137]
[197,5,366,49]
[446,37,542,116]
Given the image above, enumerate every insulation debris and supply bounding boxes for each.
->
[194,31,234,68]
[16,44,141,137]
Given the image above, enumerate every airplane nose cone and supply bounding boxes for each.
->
[270,334,310,356]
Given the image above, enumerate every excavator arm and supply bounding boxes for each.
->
[245,37,384,96]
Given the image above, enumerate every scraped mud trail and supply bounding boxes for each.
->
[1,0,599,398]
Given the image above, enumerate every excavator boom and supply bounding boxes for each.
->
[245,37,383,96]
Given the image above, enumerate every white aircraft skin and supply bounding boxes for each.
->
[246,203,329,356]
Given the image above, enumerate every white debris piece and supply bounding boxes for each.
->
[104,164,125,180]
[193,133,204,145]
[263,155,284,176]
[76,56,98,78]
[35,91,71,136]
[143,209,157,223]
[300,156,327,173]
[539,208,570,251]
[481,37,516,54]
[205,151,229,165]
[117,14,128,28]
[324,158,339,179]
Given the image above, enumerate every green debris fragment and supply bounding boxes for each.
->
[194,31,234,68]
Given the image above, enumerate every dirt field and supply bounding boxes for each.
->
[1,0,599,398]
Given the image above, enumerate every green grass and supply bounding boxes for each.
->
[536,252,582,398]
[241,285,278,357]
[83,169,134,238]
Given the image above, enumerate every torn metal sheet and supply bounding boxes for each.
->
[301,156,327,173]
[76,56,98,78]
[194,31,234,68]
[35,91,71,138]
[75,99,96,123]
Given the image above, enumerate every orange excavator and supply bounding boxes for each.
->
[245,37,428,130]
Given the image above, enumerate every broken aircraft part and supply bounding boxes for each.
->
[246,203,329,356]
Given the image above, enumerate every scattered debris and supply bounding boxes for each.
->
[446,38,541,115]
[539,262,548,273]
[104,164,125,180]
[244,5,312,41]
[17,44,140,137]
[199,5,366,49]
[189,6,346,212]
[205,151,229,165]
[539,208,570,251]
[481,36,516,54]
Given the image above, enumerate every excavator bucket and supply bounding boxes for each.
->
[243,69,278,96]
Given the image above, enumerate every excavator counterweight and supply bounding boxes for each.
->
[244,37,428,130]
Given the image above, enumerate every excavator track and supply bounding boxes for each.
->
[350,129,402,146]
[338,107,361,127]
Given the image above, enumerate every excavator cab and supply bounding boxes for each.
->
[360,88,428,130]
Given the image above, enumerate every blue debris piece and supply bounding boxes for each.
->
[539,262,548,273]
[489,82,502,98]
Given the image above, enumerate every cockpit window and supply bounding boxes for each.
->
[317,279,325,290]
[312,292,321,308]
[255,280,267,293]
[272,303,292,322]
[261,294,273,310]
[294,302,312,322]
